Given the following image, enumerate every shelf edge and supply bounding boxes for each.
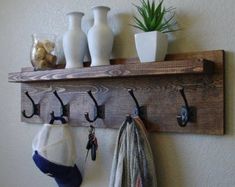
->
[8,58,214,83]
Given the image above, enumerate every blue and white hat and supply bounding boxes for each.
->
[32,123,82,187]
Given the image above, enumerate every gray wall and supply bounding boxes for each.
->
[0,0,235,186]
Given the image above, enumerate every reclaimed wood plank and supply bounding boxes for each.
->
[9,58,213,82]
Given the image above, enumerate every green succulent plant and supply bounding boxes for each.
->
[132,0,179,33]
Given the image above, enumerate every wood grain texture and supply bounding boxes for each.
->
[20,57,138,72]
[9,59,213,83]
[16,50,224,135]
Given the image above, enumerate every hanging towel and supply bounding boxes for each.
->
[109,116,157,187]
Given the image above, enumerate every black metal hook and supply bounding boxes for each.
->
[22,91,40,118]
[176,87,196,127]
[84,90,105,123]
[49,111,67,124]
[128,89,141,114]
[53,90,69,117]
[49,90,69,124]
[128,89,145,120]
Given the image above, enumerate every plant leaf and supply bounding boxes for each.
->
[158,12,176,32]
[131,0,179,33]
[133,16,148,31]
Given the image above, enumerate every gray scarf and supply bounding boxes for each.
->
[109,116,157,187]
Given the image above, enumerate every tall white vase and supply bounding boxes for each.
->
[63,12,87,68]
[88,6,113,66]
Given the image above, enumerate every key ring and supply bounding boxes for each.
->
[85,125,98,161]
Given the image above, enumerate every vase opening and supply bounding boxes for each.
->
[92,6,110,12]
[66,12,84,17]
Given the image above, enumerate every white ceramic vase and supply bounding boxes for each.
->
[88,6,113,66]
[63,12,87,68]
[135,31,168,63]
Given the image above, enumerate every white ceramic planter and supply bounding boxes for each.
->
[135,31,168,63]
[63,12,87,68]
[88,6,113,66]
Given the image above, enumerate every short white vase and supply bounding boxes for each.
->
[135,31,168,63]
[63,12,87,68]
[88,6,113,66]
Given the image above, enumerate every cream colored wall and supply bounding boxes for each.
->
[0,0,234,187]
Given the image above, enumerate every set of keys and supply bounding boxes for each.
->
[85,125,98,161]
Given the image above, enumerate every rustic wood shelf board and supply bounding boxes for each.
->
[9,50,225,135]
[8,59,213,83]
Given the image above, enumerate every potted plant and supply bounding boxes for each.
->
[132,0,179,63]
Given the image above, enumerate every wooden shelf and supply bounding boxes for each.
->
[8,58,214,83]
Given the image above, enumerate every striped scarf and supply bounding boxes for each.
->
[109,116,157,187]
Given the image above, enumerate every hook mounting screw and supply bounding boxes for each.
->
[22,91,40,118]
[84,90,105,123]
[176,87,196,127]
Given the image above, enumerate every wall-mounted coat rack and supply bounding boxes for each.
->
[8,50,225,135]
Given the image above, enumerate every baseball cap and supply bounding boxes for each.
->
[32,123,82,187]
